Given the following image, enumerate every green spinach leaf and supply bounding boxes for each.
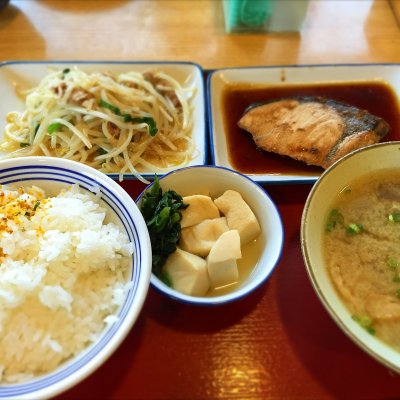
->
[140,175,188,281]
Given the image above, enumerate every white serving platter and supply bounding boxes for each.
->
[207,64,400,184]
[0,61,207,181]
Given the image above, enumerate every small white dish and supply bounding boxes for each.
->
[302,141,400,373]
[0,61,206,180]
[137,165,284,306]
[0,156,152,399]
[208,64,400,184]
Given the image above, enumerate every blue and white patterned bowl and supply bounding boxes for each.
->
[0,156,152,399]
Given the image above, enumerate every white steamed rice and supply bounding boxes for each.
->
[0,184,133,383]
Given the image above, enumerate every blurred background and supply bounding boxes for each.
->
[0,0,399,68]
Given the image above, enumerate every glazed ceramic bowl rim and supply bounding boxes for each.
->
[136,165,284,306]
[301,141,400,373]
[0,156,152,399]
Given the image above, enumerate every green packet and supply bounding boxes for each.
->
[222,0,309,33]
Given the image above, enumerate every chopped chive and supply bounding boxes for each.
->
[366,326,376,335]
[358,315,372,327]
[124,116,158,135]
[97,148,108,164]
[330,209,342,218]
[326,221,338,232]
[352,315,375,335]
[387,256,399,270]
[347,223,363,235]
[393,275,400,283]
[131,117,158,136]
[34,124,40,138]
[388,210,400,223]
[325,208,344,232]
[99,99,158,136]
[99,99,121,115]
[61,68,70,79]
[47,122,62,134]
[33,201,40,211]
[124,114,158,136]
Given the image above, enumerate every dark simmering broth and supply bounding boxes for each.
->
[222,81,400,175]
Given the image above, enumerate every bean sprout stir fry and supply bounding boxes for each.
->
[2,67,196,182]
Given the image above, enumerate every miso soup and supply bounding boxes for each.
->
[324,170,400,350]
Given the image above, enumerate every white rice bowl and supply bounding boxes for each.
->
[0,157,151,400]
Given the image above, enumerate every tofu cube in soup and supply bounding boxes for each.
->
[214,190,261,244]
[180,195,220,228]
[180,217,230,257]
[163,248,210,296]
[207,230,242,289]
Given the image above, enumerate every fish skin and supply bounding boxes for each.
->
[238,96,390,169]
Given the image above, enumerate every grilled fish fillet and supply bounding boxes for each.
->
[238,96,390,169]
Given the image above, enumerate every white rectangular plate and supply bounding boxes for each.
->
[0,61,206,180]
[208,64,400,184]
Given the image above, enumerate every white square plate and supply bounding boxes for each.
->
[207,64,400,184]
[0,61,206,180]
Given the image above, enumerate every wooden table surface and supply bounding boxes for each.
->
[1,0,400,68]
[1,1,400,399]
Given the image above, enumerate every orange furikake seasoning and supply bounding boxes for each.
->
[0,186,47,256]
